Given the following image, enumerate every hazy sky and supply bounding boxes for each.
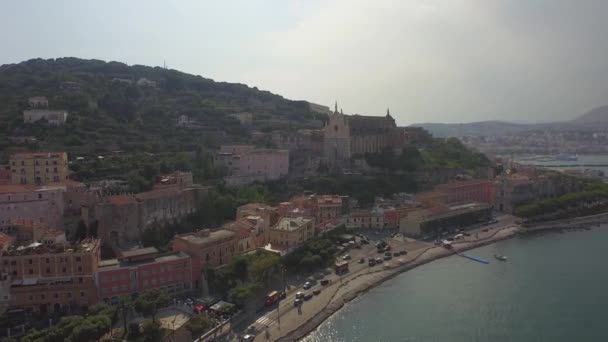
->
[2,0,608,125]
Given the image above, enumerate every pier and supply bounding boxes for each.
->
[457,253,490,264]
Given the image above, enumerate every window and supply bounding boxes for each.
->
[38,194,42,199]
[77,266,82,272]
[67,292,72,298]
[54,293,58,299]
[76,257,81,262]
[46,268,50,273]
[41,294,45,300]
[80,291,85,297]
[46,258,50,263]
[79,277,83,283]
[29,295,33,301]
[62,267,66,272]
[28,269,33,274]
[28,259,32,264]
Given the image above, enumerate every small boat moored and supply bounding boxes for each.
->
[494,254,508,261]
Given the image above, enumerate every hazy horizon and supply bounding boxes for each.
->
[2,0,607,125]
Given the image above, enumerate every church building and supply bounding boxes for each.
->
[323,103,409,165]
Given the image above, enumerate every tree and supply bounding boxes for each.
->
[118,295,133,333]
[185,313,214,337]
[228,283,260,306]
[248,252,280,284]
[134,289,170,322]
[127,322,141,340]
[141,320,163,342]
[230,256,249,283]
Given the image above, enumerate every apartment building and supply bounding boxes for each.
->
[172,229,237,289]
[9,152,69,185]
[2,238,101,314]
[96,247,192,302]
[269,217,314,250]
[215,145,289,186]
[0,185,65,229]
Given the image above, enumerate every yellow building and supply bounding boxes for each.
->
[269,217,314,250]
[9,152,69,185]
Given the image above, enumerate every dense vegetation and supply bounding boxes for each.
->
[0,57,322,159]
[205,251,282,306]
[20,289,178,342]
[365,138,489,172]
[515,182,608,219]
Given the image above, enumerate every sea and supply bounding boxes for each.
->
[302,226,608,342]
[514,154,608,174]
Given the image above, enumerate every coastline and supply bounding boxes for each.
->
[277,226,521,342]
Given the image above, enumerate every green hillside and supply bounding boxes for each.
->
[0,57,322,158]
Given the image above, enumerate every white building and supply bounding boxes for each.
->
[215,145,289,186]
[28,96,49,108]
[23,109,68,125]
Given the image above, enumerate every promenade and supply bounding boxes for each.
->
[237,218,522,342]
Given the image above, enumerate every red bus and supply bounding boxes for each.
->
[265,291,280,307]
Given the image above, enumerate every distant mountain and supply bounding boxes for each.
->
[411,120,531,138]
[571,105,608,124]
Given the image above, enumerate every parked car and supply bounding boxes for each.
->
[296,292,305,299]
[342,254,351,260]
[384,255,392,261]
[304,293,313,301]
[368,259,376,266]
[320,279,330,286]
[314,273,324,280]
[294,298,303,307]
[375,257,384,264]
[358,258,365,264]
[384,251,392,257]
[303,282,312,290]
[401,250,407,255]
[393,252,400,257]
[313,289,321,295]
[242,334,255,341]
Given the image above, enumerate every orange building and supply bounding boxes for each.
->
[435,180,495,206]
[2,238,101,314]
[172,229,237,290]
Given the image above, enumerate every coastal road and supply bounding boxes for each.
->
[243,217,519,341]
[249,236,431,341]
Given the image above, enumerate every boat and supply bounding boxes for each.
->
[494,254,508,261]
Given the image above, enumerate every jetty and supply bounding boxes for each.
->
[457,252,490,264]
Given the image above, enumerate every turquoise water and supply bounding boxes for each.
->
[303,227,608,342]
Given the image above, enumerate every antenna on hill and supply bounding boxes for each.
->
[163,60,167,69]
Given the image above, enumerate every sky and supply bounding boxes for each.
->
[1,0,608,125]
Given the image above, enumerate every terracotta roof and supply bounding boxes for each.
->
[0,232,14,246]
[46,180,85,188]
[134,187,180,201]
[437,180,492,189]
[0,185,38,193]
[109,195,137,206]
[120,247,158,258]
[11,152,66,159]
[177,229,235,246]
